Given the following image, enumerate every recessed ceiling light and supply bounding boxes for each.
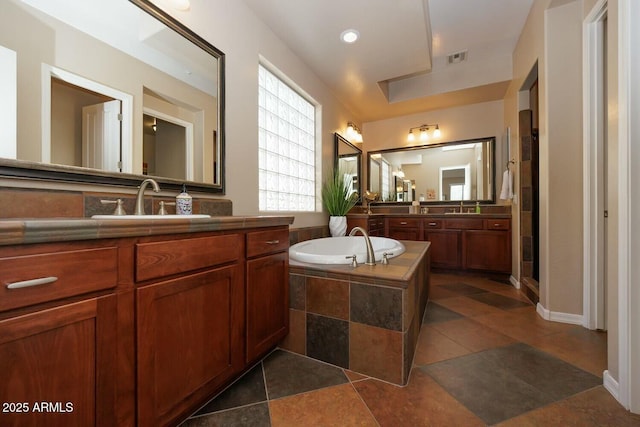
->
[340,29,359,44]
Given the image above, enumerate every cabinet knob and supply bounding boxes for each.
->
[6,276,58,290]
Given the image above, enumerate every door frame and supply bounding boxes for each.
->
[143,108,195,181]
[582,0,607,331]
[618,0,640,413]
[41,65,133,172]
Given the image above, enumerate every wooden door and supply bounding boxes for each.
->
[0,296,117,427]
[246,252,289,363]
[424,230,461,269]
[136,264,244,427]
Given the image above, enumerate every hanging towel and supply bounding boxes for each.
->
[499,169,513,200]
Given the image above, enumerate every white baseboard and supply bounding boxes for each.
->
[536,303,584,325]
[510,275,520,289]
[603,370,620,402]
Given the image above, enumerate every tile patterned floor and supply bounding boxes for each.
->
[181,273,640,426]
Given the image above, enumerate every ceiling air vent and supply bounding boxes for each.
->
[447,50,468,64]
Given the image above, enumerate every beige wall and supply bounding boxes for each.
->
[362,100,506,197]
[506,0,622,382]
[155,1,360,228]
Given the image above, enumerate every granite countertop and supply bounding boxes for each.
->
[289,240,430,287]
[347,212,511,219]
[0,215,295,246]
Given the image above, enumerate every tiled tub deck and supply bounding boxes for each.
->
[283,241,430,385]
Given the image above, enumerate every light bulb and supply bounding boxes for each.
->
[420,128,428,141]
[356,133,363,143]
[407,131,415,142]
[433,126,441,138]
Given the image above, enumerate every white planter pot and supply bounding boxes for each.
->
[329,216,347,237]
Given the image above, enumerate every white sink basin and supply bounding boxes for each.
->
[92,214,211,220]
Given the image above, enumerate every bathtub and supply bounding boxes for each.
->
[289,236,405,265]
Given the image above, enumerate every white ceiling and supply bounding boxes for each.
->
[242,0,534,122]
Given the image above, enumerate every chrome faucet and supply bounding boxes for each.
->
[349,226,375,265]
[134,178,161,215]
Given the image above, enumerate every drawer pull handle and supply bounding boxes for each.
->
[6,276,58,290]
[400,222,408,225]
[428,222,437,226]
[266,240,280,245]
[494,224,501,227]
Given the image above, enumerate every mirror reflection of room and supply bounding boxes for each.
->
[369,138,495,203]
[1,0,223,187]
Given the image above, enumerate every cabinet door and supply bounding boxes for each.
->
[246,252,289,363]
[424,230,461,269]
[0,296,117,427]
[463,230,511,273]
[136,264,244,427]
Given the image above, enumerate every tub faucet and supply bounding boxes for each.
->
[349,226,375,265]
[134,178,161,215]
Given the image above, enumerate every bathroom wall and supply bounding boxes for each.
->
[361,100,506,203]
[152,1,361,229]
[504,0,622,382]
[1,1,360,229]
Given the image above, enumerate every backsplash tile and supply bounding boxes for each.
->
[1,188,84,218]
[0,187,232,218]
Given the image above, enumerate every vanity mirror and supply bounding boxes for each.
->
[0,0,225,193]
[334,132,361,202]
[367,137,496,204]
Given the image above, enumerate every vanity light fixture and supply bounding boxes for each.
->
[340,29,360,44]
[407,124,441,142]
[346,122,363,143]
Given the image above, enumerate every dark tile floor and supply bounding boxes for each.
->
[181,273,640,426]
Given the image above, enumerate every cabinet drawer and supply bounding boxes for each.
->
[246,228,289,258]
[444,218,484,230]
[486,219,511,230]
[368,218,385,229]
[424,219,443,229]
[388,218,421,228]
[136,234,243,282]
[0,247,117,312]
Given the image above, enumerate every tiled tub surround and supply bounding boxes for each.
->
[284,240,430,385]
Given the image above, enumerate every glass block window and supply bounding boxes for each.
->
[258,64,316,211]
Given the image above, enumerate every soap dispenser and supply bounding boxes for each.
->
[475,201,481,214]
[176,184,192,215]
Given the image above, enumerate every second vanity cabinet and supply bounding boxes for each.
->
[347,213,512,274]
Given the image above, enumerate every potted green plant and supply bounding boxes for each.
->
[322,169,359,236]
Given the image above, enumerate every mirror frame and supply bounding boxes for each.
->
[334,132,362,204]
[0,0,225,194]
[366,136,496,205]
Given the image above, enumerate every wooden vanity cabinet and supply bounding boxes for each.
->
[245,227,290,364]
[387,217,422,241]
[423,220,461,269]
[346,216,385,236]
[135,233,245,427]
[0,242,120,427]
[463,219,511,273]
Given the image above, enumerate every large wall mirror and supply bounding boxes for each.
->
[334,133,361,203]
[368,137,496,204]
[0,0,225,193]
